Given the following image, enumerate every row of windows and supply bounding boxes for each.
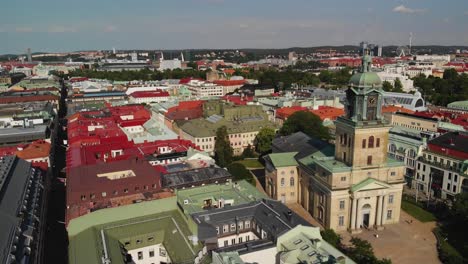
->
[216,220,251,234]
[136,248,166,261]
[223,235,251,247]
[422,154,461,169]
[280,177,295,187]
[80,184,158,201]
[446,183,457,193]
[362,136,381,149]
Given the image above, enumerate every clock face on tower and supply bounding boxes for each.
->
[368,96,377,107]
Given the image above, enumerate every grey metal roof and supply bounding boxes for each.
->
[272,132,330,159]
[191,199,311,242]
[0,156,43,263]
[162,167,232,188]
[0,125,48,145]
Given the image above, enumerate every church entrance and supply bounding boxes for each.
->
[363,213,370,228]
[361,204,372,228]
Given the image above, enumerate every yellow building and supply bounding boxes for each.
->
[264,152,299,204]
[266,53,406,233]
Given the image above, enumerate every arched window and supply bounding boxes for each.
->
[281,178,285,187]
[343,133,348,146]
[368,136,375,148]
[362,139,366,148]
[376,138,380,148]
[290,177,295,186]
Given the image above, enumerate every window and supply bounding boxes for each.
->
[388,195,394,204]
[362,139,366,148]
[290,177,295,186]
[454,175,458,182]
[423,165,426,171]
[136,239,142,244]
[90,193,95,199]
[230,223,236,231]
[391,172,396,176]
[387,210,393,220]
[343,133,348,145]
[246,235,250,242]
[448,173,452,180]
[224,240,228,247]
[453,185,456,192]
[101,192,106,197]
[376,138,380,147]
[368,136,375,148]
[138,251,143,260]
[319,194,325,204]
[245,220,250,229]
[341,176,346,181]
[216,226,219,234]
[238,222,243,230]
[339,216,344,226]
[343,152,347,161]
[223,225,228,233]
[367,155,372,165]
[124,188,129,193]
[80,195,86,201]
[339,200,345,210]
[447,183,451,190]
[238,237,243,243]
[159,248,166,257]
[281,178,285,187]
[231,238,236,245]
[148,236,154,242]
[149,250,155,258]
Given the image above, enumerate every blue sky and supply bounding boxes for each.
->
[1,0,467,54]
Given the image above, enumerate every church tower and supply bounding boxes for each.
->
[334,49,391,168]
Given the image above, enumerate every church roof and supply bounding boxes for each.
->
[351,178,392,192]
[348,72,382,89]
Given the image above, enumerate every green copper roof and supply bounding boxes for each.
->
[267,152,299,168]
[351,178,392,192]
[348,72,382,89]
[68,197,202,264]
[277,225,356,264]
[176,180,267,215]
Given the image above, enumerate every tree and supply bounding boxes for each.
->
[241,144,256,158]
[346,237,392,264]
[255,127,276,154]
[214,126,233,167]
[393,78,404,93]
[321,229,342,249]
[382,81,393,92]
[226,163,256,186]
[280,111,330,140]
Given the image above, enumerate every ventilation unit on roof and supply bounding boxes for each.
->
[184,199,189,205]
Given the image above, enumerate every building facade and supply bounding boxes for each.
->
[414,132,468,200]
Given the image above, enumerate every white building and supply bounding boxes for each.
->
[376,71,414,92]
[185,80,223,97]
[159,59,182,70]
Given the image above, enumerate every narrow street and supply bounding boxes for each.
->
[42,79,68,264]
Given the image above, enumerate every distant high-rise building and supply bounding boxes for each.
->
[27,48,32,62]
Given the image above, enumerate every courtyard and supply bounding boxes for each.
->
[340,210,440,264]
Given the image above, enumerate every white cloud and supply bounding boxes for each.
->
[15,27,33,33]
[393,5,426,14]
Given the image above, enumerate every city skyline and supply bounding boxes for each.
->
[2,0,468,54]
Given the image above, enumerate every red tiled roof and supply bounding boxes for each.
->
[222,95,254,105]
[213,80,246,86]
[0,95,59,104]
[129,90,170,98]
[276,106,308,120]
[179,77,204,84]
[310,106,345,121]
[16,140,51,160]
[382,105,415,114]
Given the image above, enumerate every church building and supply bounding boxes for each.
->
[265,51,406,233]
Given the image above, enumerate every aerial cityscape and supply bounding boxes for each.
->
[1,1,468,264]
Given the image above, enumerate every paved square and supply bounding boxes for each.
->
[340,210,440,264]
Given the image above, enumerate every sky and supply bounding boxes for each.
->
[1,0,468,54]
